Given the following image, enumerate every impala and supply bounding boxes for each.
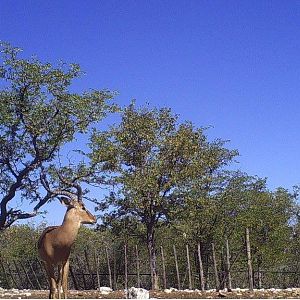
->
[38,172,96,298]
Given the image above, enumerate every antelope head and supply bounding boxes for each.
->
[40,167,97,225]
[59,196,96,225]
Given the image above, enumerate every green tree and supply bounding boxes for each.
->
[0,43,116,230]
[89,104,237,289]
[0,223,40,261]
[177,170,296,288]
[218,175,294,271]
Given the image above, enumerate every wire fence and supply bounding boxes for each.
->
[0,233,299,291]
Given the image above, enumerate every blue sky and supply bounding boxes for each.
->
[1,1,300,224]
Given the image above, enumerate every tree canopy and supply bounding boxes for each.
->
[0,43,116,230]
[88,104,238,288]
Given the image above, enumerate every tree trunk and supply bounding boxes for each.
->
[147,225,159,290]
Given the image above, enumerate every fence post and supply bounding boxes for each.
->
[258,268,262,289]
[76,255,87,289]
[173,245,181,290]
[211,243,220,292]
[246,228,254,291]
[106,247,113,289]
[94,249,101,291]
[135,245,141,288]
[84,249,94,288]
[160,246,167,290]
[69,265,79,290]
[37,259,48,288]
[124,244,128,290]
[28,260,42,290]
[20,261,34,289]
[0,257,10,289]
[13,260,24,289]
[225,238,232,291]
[258,270,262,289]
[7,261,18,289]
[186,244,192,290]
[113,249,117,290]
[197,243,205,291]
[257,256,263,289]
[84,248,91,272]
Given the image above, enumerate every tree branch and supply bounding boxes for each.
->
[0,157,40,229]
[40,168,76,200]
[56,171,83,202]
[3,209,38,229]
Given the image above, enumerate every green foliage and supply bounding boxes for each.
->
[0,42,116,229]
[177,170,296,272]
[72,226,113,254]
[0,223,112,260]
[90,104,237,231]
[0,223,41,261]
[88,104,238,288]
[88,101,297,286]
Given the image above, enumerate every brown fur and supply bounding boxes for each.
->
[38,200,96,299]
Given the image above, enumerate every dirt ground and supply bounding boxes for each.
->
[1,288,300,299]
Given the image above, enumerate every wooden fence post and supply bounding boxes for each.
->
[7,262,18,289]
[135,245,140,288]
[246,228,254,291]
[106,247,113,289]
[84,249,91,272]
[69,265,79,290]
[94,249,101,291]
[211,243,220,292]
[13,260,24,289]
[173,245,181,290]
[0,257,10,289]
[124,244,128,290]
[197,243,205,291]
[186,244,192,290]
[160,246,167,290]
[257,256,263,289]
[225,238,232,291]
[258,268,262,289]
[20,261,34,289]
[76,255,87,290]
[84,249,94,288]
[28,260,42,290]
[113,249,117,290]
[37,259,48,287]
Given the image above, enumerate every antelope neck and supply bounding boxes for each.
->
[60,208,81,242]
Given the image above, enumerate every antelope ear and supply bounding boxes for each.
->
[59,197,72,207]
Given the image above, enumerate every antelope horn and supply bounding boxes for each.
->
[56,171,83,203]
[40,168,77,200]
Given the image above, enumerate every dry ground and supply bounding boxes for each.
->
[1,288,300,299]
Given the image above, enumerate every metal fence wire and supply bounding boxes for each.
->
[0,238,299,291]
